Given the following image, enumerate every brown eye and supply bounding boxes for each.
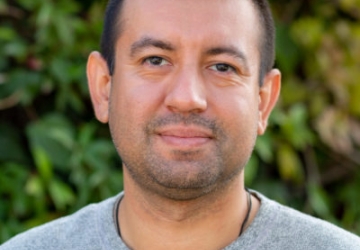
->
[211,63,235,73]
[143,56,170,66]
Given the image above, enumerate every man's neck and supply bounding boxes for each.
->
[117,170,260,250]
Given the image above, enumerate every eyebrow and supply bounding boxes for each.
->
[129,37,250,71]
[206,46,250,71]
[130,36,175,57]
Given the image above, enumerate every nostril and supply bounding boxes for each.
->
[164,91,207,113]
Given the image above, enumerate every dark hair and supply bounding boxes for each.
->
[100,0,124,75]
[250,0,276,85]
[100,0,275,85]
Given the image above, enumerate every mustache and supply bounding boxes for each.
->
[145,113,224,138]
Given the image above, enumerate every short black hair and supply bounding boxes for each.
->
[100,0,124,75]
[100,0,275,85]
[250,0,276,85]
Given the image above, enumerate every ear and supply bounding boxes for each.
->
[257,69,281,135]
[86,51,111,123]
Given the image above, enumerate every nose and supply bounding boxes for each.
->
[164,67,207,113]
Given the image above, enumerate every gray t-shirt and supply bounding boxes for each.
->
[1,191,359,249]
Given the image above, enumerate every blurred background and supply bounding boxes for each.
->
[0,0,360,242]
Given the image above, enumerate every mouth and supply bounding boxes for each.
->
[155,126,214,148]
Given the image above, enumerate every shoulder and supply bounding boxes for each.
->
[0,194,122,250]
[228,191,360,250]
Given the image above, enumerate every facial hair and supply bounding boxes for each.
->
[113,112,254,201]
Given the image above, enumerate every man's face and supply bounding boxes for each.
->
[95,0,276,200]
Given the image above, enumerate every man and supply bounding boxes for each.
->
[1,0,360,249]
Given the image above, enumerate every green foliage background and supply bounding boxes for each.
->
[1,0,359,242]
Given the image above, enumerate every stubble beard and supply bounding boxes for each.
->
[112,113,255,201]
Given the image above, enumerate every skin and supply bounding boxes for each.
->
[87,0,281,249]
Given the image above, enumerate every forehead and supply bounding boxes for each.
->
[118,0,261,60]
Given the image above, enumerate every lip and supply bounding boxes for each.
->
[155,126,214,148]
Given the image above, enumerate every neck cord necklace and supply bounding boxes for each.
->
[239,188,252,236]
[114,196,122,237]
[113,188,252,238]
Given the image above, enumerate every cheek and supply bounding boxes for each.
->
[108,86,148,157]
[212,89,260,150]
[109,79,164,135]
[212,87,259,126]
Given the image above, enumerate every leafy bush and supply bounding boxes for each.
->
[1,0,359,242]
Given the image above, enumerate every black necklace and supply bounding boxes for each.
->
[113,188,252,238]
[114,195,122,237]
[239,188,252,236]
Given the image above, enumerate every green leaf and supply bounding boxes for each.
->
[31,146,53,182]
[291,17,324,49]
[277,143,304,184]
[36,2,53,27]
[3,40,27,59]
[307,184,333,220]
[78,123,97,147]
[0,27,17,41]
[255,133,273,163]
[26,114,75,169]
[83,140,116,170]
[281,104,314,149]
[25,175,45,198]
[276,24,300,75]
[245,155,259,186]
[49,179,75,210]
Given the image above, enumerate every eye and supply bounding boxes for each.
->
[143,56,170,66]
[209,63,236,73]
